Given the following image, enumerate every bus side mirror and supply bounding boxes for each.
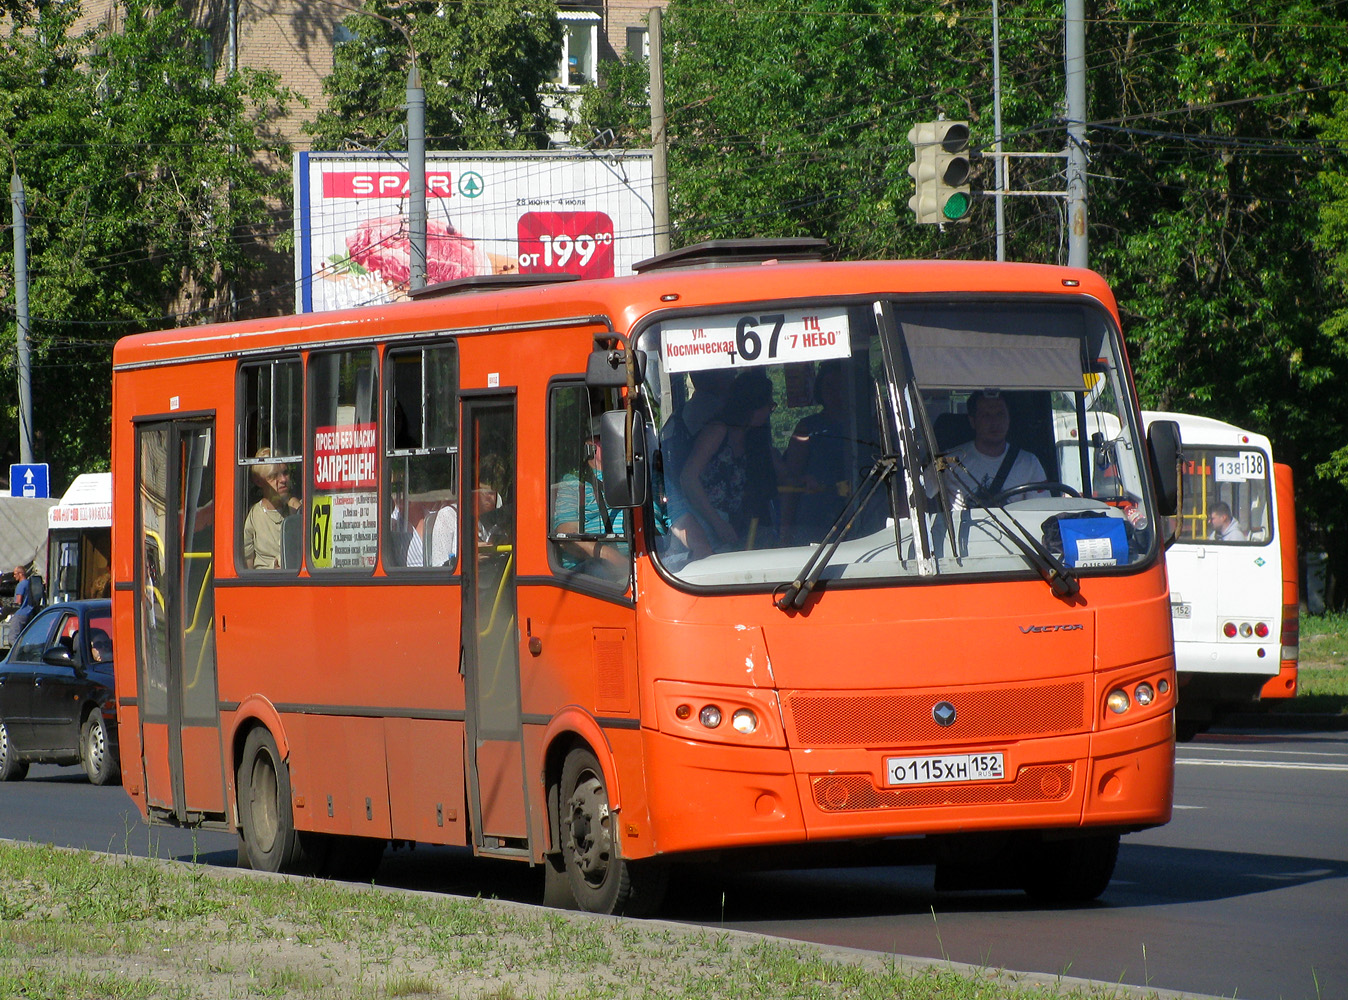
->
[585,347,646,389]
[598,409,648,509]
[1147,419,1182,520]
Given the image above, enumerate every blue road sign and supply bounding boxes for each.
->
[9,463,50,499]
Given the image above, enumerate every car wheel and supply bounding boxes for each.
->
[80,708,121,786]
[237,727,314,874]
[0,720,29,781]
[559,747,666,916]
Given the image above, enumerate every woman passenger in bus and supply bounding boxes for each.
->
[243,448,302,569]
[679,370,782,551]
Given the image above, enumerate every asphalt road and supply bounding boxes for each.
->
[2,727,1344,1000]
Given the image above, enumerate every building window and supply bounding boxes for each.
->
[555,11,600,88]
[626,27,649,61]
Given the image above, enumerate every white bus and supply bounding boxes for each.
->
[1142,412,1298,737]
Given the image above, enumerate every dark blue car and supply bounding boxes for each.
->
[0,599,119,785]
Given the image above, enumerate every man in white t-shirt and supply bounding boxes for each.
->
[942,392,1047,508]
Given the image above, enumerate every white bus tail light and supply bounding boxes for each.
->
[1239,622,1254,638]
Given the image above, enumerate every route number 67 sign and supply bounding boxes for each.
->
[660,307,852,373]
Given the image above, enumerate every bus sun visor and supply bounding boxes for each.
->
[897,307,1090,391]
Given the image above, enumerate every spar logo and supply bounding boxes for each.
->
[322,172,456,198]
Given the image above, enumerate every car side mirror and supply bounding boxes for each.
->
[42,646,78,669]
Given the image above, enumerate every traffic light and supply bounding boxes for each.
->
[907,121,972,224]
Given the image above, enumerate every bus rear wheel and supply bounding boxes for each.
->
[1020,831,1120,904]
[559,747,666,916]
[238,728,312,874]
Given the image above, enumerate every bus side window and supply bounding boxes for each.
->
[238,358,304,573]
[308,350,379,573]
[546,383,629,586]
[385,344,459,570]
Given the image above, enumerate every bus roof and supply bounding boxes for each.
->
[1141,411,1273,449]
[48,472,112,530]
[113,259,1116,370]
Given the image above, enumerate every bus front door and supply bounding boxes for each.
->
[461,396,532,857]
[135,419,226,825]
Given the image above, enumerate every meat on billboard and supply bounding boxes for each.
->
[296,151,656,313]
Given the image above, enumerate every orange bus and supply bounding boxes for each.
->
[111,240,1182,913]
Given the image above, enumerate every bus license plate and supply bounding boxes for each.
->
[885,752,1004,786]
[1171,602,1192,619]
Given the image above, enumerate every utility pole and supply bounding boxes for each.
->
[407,62,427,291]
[1064,0,1088,269]
[991,0,1006,261]
[10,172,34,464]
[649,7,670,255]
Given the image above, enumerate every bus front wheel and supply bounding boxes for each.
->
[1020,831,1120,904]
[559,747,666,916]
[238,728,310,874]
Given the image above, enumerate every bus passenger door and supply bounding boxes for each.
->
[461,396,532,856]
[135,420,226,825]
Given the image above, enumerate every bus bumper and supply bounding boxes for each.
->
[640,712,1174,857]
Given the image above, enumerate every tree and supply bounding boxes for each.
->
[577,0,1348,604]
[306,0,564,151]
[1,0,294,484]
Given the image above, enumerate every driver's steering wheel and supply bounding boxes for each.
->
[989,481,1083,503]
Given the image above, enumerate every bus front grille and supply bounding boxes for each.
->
[785,682,1087,747]
[811,764,1075,812]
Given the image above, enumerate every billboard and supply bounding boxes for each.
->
[294,150,656,313]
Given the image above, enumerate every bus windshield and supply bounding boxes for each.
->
[640,297,1157,589]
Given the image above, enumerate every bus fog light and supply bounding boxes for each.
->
[699,705,723,729]
[731,709,758,734]
[1239,622,1253,638]
[1134,682,1155,706]
[1107,689,1130,714]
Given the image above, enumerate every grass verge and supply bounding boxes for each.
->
[0,841,1190,1000]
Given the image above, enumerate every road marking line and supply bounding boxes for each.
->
[1176,759,1348,771]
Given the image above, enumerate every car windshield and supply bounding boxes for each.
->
[638,296,1157,591]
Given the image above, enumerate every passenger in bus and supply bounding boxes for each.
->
[550,422,625,569]
[780,360,854,544]
[243,448,302,569]
[942,391,1047,508]
[473,456,511,548]
[1208,501,1247,542]
[679,370,782,550]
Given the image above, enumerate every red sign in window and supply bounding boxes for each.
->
[516,212,615,279]
[313,423,378,490]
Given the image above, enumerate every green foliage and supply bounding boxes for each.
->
[577,0,1348,601]
[306,0,564,152]
[1,0,293,483]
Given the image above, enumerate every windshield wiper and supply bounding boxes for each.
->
[967,494,1080,599]
[773,455,899,612]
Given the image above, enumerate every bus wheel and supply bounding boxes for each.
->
[238,728,310,874]
[559,748,666,916]
[0,721,28,781]
[80,708,120,786]
[1021,831,1120,904]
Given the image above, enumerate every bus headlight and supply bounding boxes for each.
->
[1134,682,1155,706]
[1106,689,1131,714]
[699,705,723,729]
[731,708,758,735]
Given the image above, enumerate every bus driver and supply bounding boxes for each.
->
[943,391,1047,508]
